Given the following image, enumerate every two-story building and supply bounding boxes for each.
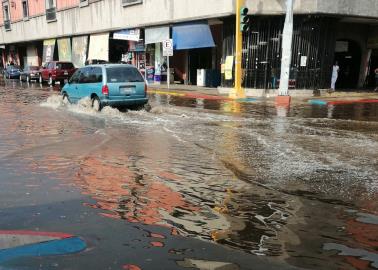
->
[1,0,378,91]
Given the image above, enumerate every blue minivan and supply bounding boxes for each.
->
[61,64,148,111]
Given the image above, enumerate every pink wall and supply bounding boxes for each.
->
[0,0,79,24]
[57,0,79,10]
[10,0,23,22]
[0,2,4,25]
[28,0,46,17]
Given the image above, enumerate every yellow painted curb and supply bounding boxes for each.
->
[147,89,186,97]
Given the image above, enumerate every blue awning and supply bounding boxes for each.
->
[173,21,215,50]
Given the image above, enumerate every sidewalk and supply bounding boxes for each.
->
[147,83,378,103]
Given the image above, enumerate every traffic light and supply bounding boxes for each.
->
[240,7,250,32]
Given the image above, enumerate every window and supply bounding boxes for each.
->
[3,1,11,31]
[88,67,103,83]
[79,0,89,7]
[47,62,55,69]
[45,0,56,22]
[57,63,74,70]
[106,66,144,83]
[69,70,81,84]
[22,0,29,19]
[79,67,103,84]
[122,0,143,7]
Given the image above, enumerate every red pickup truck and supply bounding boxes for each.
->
[39,61,76,85]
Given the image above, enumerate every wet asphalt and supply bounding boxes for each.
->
[0,79,377,270]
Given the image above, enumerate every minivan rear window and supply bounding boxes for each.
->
[106,66,144,83]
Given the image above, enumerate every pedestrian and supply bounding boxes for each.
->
[374,67,378,91]
[271,67,277,89]
[331,61,339,91]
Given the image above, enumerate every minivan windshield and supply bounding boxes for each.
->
[106,66,144,83]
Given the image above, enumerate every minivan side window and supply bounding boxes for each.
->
[90,67,103,83]
[69,70,81,84]
[79,67,103,84]
[78,67,90,84]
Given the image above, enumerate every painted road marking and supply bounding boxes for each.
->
[309,99,378,106]
[0,231,86,263]
[148,90,258,103]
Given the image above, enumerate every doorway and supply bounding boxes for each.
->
[334,40,361,89]
[188,48,212,85]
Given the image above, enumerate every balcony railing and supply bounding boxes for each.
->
[4,20,11,31]
[46,7,56,21]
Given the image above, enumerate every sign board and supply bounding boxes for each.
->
[114,29,140,42]
[163,39,173,57]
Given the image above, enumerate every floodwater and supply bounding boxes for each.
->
[0,80,377,270]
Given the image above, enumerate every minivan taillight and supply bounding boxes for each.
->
[144,84,147,97]
[102,85,109,96]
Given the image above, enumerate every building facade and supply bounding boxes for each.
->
[1,0,378,90]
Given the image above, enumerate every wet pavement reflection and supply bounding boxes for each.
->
[0,79,377,269]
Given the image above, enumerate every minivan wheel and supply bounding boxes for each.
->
[62,94,70,105]
[92,96,102,112]
[144,103,152,112]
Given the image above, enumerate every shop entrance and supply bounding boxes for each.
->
[188,48,212,85]
[366,49,378,89]
[334,40,361,89]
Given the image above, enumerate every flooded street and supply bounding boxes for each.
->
[0,80,377,270]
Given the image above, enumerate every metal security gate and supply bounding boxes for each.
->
[222,16,336,90]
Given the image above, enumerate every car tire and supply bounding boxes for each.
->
[144,103,152,112]
[62,93,70,105]
[92,96,102,112]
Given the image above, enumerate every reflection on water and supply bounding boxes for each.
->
[0,84,377,269]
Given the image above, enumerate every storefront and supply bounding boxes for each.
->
[57,38,72,62]
[71,36,88,68]
[144,26,170,84]
[172,20,221,87]
[87,33,109,63]
[42,39,57,64]
[25,45,40,67]
[111,29,146,76]
[4,45,20,66]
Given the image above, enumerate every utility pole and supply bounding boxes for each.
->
[276,0,294,106]
[229,0,247,99]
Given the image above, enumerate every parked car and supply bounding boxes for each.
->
[39,61,76,85]
[4,65,21,79]
[20,66,40,82]
[61,64,148,111]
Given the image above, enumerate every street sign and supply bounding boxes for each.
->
[163,39,173,57]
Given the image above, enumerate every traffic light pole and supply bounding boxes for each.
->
[230,0,246,99]
[276,0,293,106]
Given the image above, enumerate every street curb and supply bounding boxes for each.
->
[147,89,259,103]
[308,99,378,106]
